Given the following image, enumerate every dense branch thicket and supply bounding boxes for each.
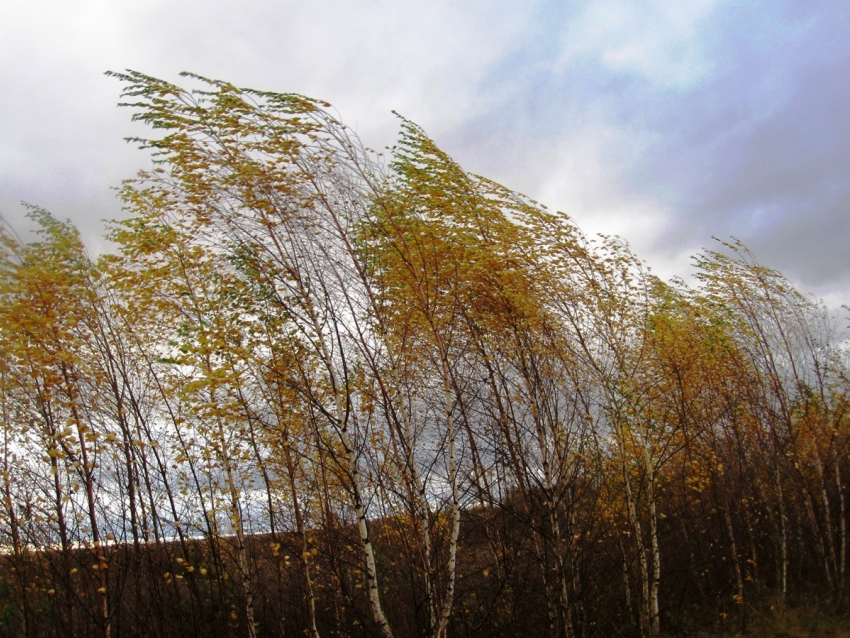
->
[1,71,848,638]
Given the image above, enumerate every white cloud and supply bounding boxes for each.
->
[0,0,534,241]
[527,121,696,282]
[555,0,722,89]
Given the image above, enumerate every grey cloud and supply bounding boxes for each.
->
[1,0,530,250]
[2,0,848,305]
[631,3,850,296]
[437,1,850,302]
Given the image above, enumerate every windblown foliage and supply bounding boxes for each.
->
[0,72,848,638]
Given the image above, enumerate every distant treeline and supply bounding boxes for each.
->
[0,71,848,638]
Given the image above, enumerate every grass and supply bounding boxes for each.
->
[681,599,850,638]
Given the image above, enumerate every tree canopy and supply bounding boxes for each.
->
[0,71,848,638]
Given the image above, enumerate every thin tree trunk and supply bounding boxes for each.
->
[774,466,788,605]
[435,354,461,638]
[326,346,394,638]
[282,429,321,638]
[723,502,745,631]
[837,462,846,599]
[622,453,651,638]
[642,442,660,637]
[814,448,839,593]
[62,366,110,638]
[215,411,258,638]
[2,422,30,638]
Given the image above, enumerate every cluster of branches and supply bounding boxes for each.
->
[1,72,848,638]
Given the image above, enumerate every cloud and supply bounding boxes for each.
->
[0,0,533,244]
[1,0,848,307]
[613,2,850,297]
[553,0,723,89]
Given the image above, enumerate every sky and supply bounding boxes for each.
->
[2,0,849,308]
